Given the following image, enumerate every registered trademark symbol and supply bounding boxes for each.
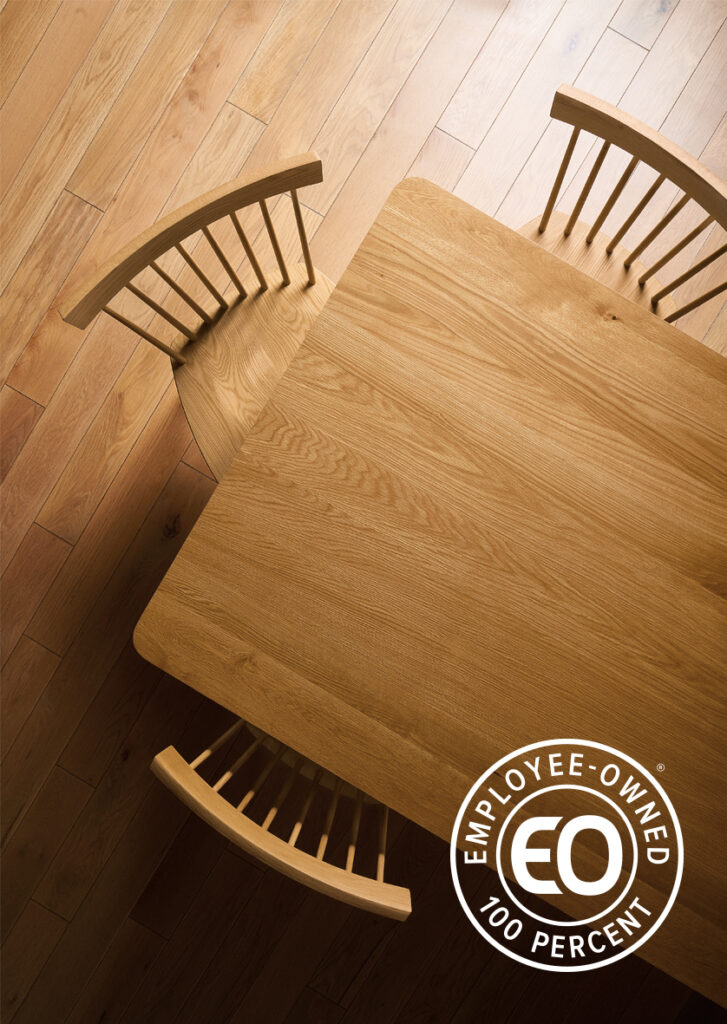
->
[657,763,665,772]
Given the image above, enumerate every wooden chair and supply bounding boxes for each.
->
[518,86,726,328]
[151,716,412,920]
[60,155,334,480]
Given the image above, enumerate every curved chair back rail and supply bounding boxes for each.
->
[58,154,323,361]
[536,85,727,323]
[151,721,412,921]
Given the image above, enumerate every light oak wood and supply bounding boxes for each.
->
[151,720,411,920]
[174,263,333,481]
[520,86,727,325]
[136,178,727,1005]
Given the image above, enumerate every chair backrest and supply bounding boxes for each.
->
[59,154,323,363]
[540,86,727,324]
[151,717,412,920]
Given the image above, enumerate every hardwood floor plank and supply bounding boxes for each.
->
[182,438,215,479]
[58,640,161,788]
[120,849,264,1024]
[7,6,272,412]
[304,0,452,216]
[1,462,214,845]
[0,386,43,482]
[67,0,228,211]
[0,0,60,105]
[64,918,164,1024]
[244,0,396,174]
[1,901,65,1023]
[33,674,201,921]
[33,106,261,550]
[0,0,114,198]
[610,0,679,48]
[617,969,692,1022]
[130,809,228,940]
[407,127,473,192]
[230,0,339,123]
[495,27,645,228]
[0,0,171,293]
[702,301,727,355]
[284,988,345,1024]
[0,634,59,757]
[438,0,564,150]
[310,0,508,281]
[10,784,189,1024]
[455,0,622,215]
[0,766,92,943]
[0,189,101,386]
[0,523,70,663]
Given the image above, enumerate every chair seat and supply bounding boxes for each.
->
[174,262,334,480]
[518,212,677,320]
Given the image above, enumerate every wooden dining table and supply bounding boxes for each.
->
[135,177,727,1005]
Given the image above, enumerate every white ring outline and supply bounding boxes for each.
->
[450,738,684,973]
[495,784,638,926]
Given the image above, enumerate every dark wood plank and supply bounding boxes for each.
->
[0,766,91,942]
[0,634,59,755]
[1,900,65,1022]
[284,988,345,1024]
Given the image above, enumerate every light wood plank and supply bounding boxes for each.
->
[0,385,43,481]
[303,0,451,215]
[439,0,564,149]
[0,0,114,198]
[0,0,171,292]
[455,0,625,215]
[0,523,71,663]
[0,635,59,757]
[0,190,100,386]
[610,0,679,48]
[67,0,229,210]
[407,127,473,193]
[243,0,396,174]
[0,0,60,105]
[1,901,66,1022]
[229,0,339,123]
[496,27,645,228]
[311,0,510,280]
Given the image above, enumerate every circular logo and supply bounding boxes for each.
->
[450,739,683,971]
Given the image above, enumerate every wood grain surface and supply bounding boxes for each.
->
[136,178,727,1005]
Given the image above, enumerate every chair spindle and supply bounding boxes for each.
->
[259,198,290,285]
[191,718,246,769]
[125,282,196,341]
[212,732,265,791]
[230,211,268,291]
[175,242,227,307]
[102,305,185,363]
[606,174,665,254]
[288,767,323,846]
[664,282,727,323]
[623,193,690,268]
[150,260,214,324]
[316,776,342,860]
[376,805,389,882]
[238,743,285,812]
[539,126,580,233]
[586,155,639,244]
[564,140,611,237]
[345,790,363,872]
[262,754,304,831]
[638,215,713,285]
[291,188,315,286]
[202,226,247,297]
[651,243,727,307]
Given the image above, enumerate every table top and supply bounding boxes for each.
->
[135,178,727,1002]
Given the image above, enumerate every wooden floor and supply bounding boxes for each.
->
[1,1,726,1021]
